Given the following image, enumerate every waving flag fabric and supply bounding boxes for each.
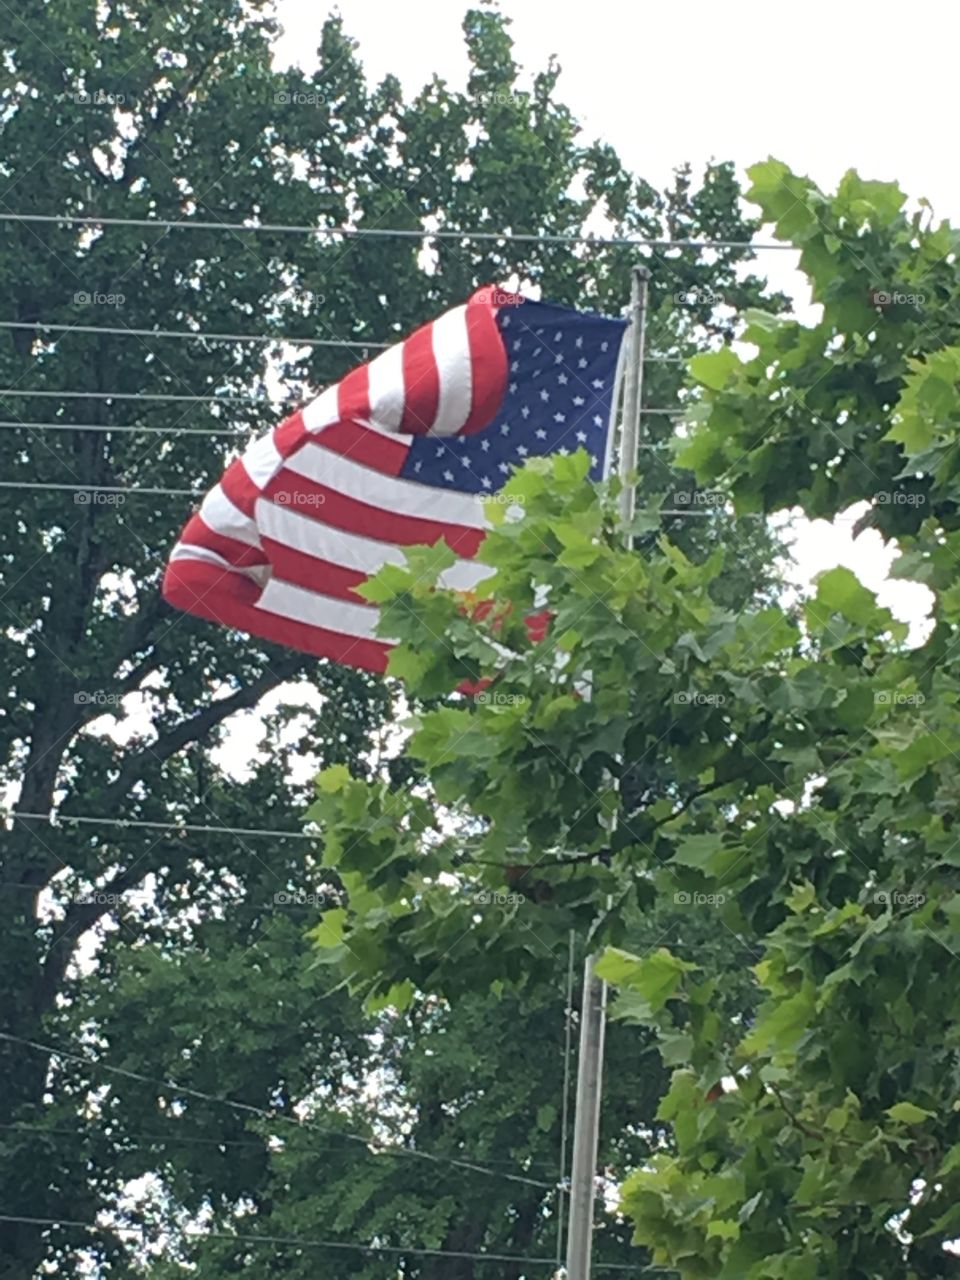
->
[162,285,628,672]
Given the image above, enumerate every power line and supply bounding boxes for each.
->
[0,409,682,438]
[0,387,685,410]
[0,480,751,513]
[0,1214,669,1272]
[0,320,387,351]
[7,811,529,862]
[0,1121,560,1171]
[0,388,291,405]
[0,1030,554,1190]
[10,811,315,842]
[0,480,200,497]
[0,1122,313,1153]
[0,341,684,362]
[0,420,244,437]
[0,209,792,252]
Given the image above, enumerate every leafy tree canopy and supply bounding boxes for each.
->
[0,2,784,1276]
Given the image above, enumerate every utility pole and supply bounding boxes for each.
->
[563,264,650,1280]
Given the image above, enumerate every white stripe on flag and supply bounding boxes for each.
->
[301,385,340,433]
[256,499,492,590]
[198,486,261,548]
[170,543,270,587]
[280,445,489,529]
[428,304,473,437]
[256,578,386,640]
[241,432,284,488]
[367,339,407,432]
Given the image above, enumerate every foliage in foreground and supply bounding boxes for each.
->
[311,163,960,1277]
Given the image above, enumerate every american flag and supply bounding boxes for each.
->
[162,285,627,672]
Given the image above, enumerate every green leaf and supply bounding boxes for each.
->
[355,561,416,604]
[317,764,353,794]
[672,833,740,878]
[536,1103,557,1132]
[310,908,347,948]
[886,1101,935,1125]
[742,984,815,1057]
[689,347,741,391]
[706,1220,740,1242]
[812,566,878,626]
[596,947,696,1012]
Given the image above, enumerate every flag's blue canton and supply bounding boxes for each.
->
[399,299,627,495]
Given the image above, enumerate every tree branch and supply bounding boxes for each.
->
[769,1083,827,1142]
[96,652,309,810]
[456,780,732,874]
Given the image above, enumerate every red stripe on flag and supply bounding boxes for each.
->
[338,364,370,424]
[307,423,410,476]
[460,295,508,435]
[220,458,260,518]
[400,322,440,434]
[524,608,553,643]
[162,558,390,672]
[261,537,370,604]
[274,409,307,459]
[163,556,261,613]
[263,472,485,556]
[179,514,268,568]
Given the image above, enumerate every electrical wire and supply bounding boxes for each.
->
[0,420,244,437]
[0,1214,670,1272]
[0,481,200,496]
[0,321,386,350]
[0,1030,553,1190]
[0,210,791,252]
[0,343,684,365]
[0,1121,560,1171]
[0,410,681,439]
[0,388,289,404]
[0,481,756,514]
[10,812,316,841]
[0,1121,322,1153]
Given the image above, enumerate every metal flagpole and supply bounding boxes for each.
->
[563,265,650,1280]
[619,265,651,539]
